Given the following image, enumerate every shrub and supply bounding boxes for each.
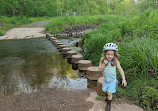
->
[118,77,158,111]
[120,10,158,39]
[139,86,158,110]
[45,15,121,34]
[0,29,5,36]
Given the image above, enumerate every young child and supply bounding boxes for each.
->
[98,43,127,111]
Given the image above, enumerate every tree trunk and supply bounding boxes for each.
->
[12,6,15,16]
[34,0,37,16]
[59,0,62,16]
[155,0,158,8]
[20,0,25,15]
[57,0,58,16]
[107,0,110,7]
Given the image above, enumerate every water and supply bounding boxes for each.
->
[58,37,82,53]
[0,38,87,96]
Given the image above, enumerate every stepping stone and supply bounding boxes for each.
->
[52,40,60,44]
[87,66,102,80]
[71,55,83,70]
[87,79,97,88]
[61,48,71,58]
[97,77,105,96]
[50,37,57,41]
[56,43,64,48]
[58,45,67,52]
[46,33,54,38]
[54,41,62,46]
[67,51,77,63]
[78,60,92,73]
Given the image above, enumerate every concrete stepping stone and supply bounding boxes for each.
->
[61,48,71,58]
[56,43,64,48]
[46,33,54,39]
[58,45,67,52]
[97,77,105,96]
[71,55,83,70]
[87,66,102,80]
[67,51,77,63]
[78,60,92,73]
[50,37,57,41]
[54,41,62,46]
[52,40,60,44]
[87,79,97,88]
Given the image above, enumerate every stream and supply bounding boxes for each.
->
[0,37,88,96]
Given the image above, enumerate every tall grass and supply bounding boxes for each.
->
[121,9,158,39]
[119,37,158,78]
[45,15,122,33]
[0,29,5,36]
[79,16,126,65]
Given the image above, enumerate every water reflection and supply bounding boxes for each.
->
[58,37,82,53]
[0,38,87,96]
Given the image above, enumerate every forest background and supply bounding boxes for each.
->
[0,0,158,111]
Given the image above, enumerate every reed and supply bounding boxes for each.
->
[119,37,158,78]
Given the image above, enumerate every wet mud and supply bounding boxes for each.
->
[0,88,93,111]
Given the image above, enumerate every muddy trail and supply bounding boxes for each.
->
[0,21,145,111]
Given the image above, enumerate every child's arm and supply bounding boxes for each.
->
[116,60,127,87]
[98,57,108,71]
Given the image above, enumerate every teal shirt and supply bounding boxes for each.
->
[102,61,116,81]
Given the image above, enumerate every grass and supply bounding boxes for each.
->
[119,37,158,78]
[45,15,125,33]
[96,95,105,100]
[0,29,5,36]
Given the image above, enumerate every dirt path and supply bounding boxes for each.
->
[0,21,145,111]
[0,88,145,111]
[0,20,50,40]
[87,92,145,111]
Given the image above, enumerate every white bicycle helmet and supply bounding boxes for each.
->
[103,43,118,51]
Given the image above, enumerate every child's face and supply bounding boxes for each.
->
[105,50,114,61]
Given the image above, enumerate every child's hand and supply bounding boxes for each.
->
[103,59,108,65]
[122,79,127,87]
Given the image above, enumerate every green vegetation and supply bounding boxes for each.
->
[96,95,105,100]
[45,15,121,33]
[0,0,134,16]
[1,0,157,17]
[0,16,50,35]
